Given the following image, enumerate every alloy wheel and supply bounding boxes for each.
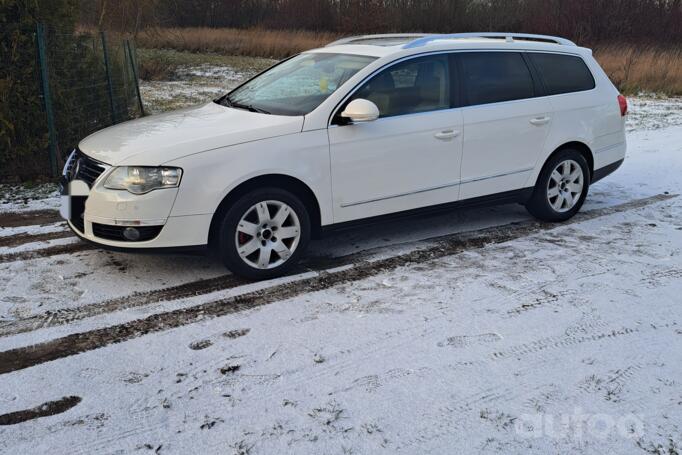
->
[234,200,301,269]
[547,159,584,213]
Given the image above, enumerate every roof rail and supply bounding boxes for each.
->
[403,33,576,49]
[327,33,427,47]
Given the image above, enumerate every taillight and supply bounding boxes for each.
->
[617,94,628,116]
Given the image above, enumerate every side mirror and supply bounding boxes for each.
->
[340,99,380,123]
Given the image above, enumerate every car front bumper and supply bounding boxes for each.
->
[61,178,211,249]
[65,213,211,250]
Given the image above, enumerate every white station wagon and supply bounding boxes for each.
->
[61,33,627,279]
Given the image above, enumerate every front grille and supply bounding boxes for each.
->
[92,223,163,242]
[65,149,108,187]
[63,149,108,235]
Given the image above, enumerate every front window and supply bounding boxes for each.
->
[347,54,452,118]
[220,53,376,116]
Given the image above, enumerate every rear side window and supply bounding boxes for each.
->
[529,53,595,95]
[460,52,535,106]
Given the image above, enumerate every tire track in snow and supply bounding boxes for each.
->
[0,193,675,340]
[0,241,94,264]
[489,326,641,359]
[0,274,249,338]
[0,209,61,228]
[641,267,682,288]
[0,396,81,426]
[396,325,672,451]
[0,193,675,375]
[0,230,73,249]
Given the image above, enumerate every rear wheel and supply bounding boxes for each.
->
[218,188,310,280]
[526,149,589,222]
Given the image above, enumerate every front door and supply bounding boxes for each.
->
[328,53,463,223]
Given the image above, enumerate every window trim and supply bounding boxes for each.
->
[327,48,595,126]
[521,52,547,97]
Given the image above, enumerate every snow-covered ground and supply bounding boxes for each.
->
[0,184,60,213]
[0,87,681,454]
[139,60,274,114]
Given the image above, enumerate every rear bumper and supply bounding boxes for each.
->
[592,158,624,184]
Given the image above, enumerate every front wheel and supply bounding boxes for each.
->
[218,188,311,280]
[525,149,589,222]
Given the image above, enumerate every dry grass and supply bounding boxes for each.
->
[137,28,682,95]
[136,27,338,59]
[594,45,682,95]
[137,54,175,80]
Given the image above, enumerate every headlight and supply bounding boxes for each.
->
[104,166,182,194]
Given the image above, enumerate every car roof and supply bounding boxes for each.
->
[307,33,589,59]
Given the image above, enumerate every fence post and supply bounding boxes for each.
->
[125,40,145,116]
[36,23,59,178]
[122,39,131,106]
[100,32,117,124]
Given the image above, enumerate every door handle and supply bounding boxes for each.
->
[434,130,460,140]
[529,117,551,126]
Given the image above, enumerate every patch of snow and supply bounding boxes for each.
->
[0,269,318,352]
[0,100,680,454]
[626,95,682,132]
[175,64,250,81]
[1,190,680,453]
[0,250,227,322]
[0,223,67,238]
[140,60,265,114]
[0,184,60,213]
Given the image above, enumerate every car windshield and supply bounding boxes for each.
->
[219,53,376,116]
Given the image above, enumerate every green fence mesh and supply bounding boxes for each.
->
[0,23,50,179]
[0,24,143,181]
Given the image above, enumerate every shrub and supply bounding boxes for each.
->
[1,0,138,181]
[0,1,81,180]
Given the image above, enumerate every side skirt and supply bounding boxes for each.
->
[320,187,534,236]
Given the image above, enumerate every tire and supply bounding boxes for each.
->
[525,149,590,222]
[218,187,311,280]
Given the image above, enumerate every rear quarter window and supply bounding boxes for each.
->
[459,52,535,106]
[529,53,596,95]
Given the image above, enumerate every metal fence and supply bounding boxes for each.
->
[0,24,143,180]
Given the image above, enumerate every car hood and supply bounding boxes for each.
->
[78,102,304,166]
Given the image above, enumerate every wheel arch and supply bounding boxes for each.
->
[208,174,322,249]
[542,141,594,182]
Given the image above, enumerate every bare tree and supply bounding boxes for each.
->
[78,0,682,45]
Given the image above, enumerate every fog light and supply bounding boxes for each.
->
[123,227,140,241]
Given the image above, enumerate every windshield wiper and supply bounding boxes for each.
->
[219,95,270,114]
[233,102,271,115]
[216,94,235,107]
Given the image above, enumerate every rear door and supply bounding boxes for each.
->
[527,52,624,168]
[458,51,552,200]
